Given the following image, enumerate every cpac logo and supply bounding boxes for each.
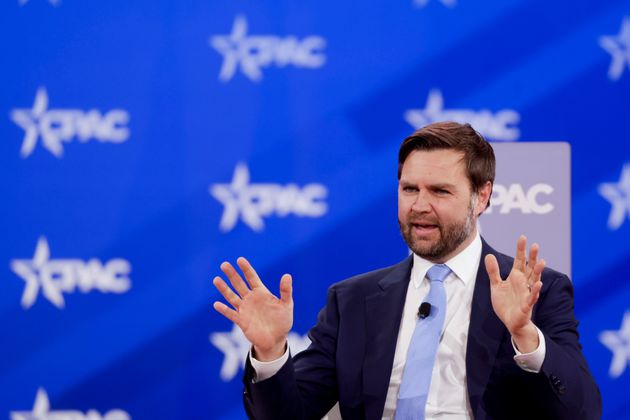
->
[210,162,328,232]
[485,183,554,215]
[404,89,521,141]
[10,87,130,158]
[598,163,630,230]
[210,325,311,381]
[10,236,132,309]
[209,15,326,82]
[599,17,630,82]
[11,388,130,420]
[599,311,630,379]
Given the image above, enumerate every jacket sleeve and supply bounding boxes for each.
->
[242,284,341,420]
[535,271,602,419]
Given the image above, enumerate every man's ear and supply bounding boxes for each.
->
[476,181,493,216]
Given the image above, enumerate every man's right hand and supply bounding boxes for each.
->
[212,257,293,361]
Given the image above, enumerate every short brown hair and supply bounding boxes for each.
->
[398,121,495,207]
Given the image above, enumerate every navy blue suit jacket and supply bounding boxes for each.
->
[243,240,601,419]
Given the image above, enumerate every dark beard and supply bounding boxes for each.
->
[399,202,476,262]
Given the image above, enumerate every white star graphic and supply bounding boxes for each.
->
[209,15,260,82]
[18,0,60,7]
[599,17,630,81]
[10,388,131,419]
[210,324,252,381]
[598,163,630,230]
[414,0,457,8]
[10,236,65,309]
[210,163,266,232]
[11,388,50,420]
[9,87,57,158]
[599,311,630,378]
[404,89,445,128]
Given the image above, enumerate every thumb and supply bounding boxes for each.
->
[279,274,293,304]
[484,254,502,287]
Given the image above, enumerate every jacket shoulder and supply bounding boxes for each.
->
[329,257,412,294]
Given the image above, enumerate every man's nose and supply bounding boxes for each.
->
[410,190,432,213]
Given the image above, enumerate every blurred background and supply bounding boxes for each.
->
[1,0,629,418]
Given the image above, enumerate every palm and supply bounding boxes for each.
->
[485,236,545,334]
[490,269,532,332]
[237,287,293,350]
[212,257,294,356]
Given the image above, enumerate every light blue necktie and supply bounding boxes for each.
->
[395,264,452,420]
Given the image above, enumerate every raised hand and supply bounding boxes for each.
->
[212,257,293,361]
[484,235,545,352]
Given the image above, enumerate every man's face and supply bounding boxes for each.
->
[398,149,490,263]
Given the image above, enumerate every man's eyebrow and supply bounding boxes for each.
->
[429,183,457,190]
[399,179,457,190]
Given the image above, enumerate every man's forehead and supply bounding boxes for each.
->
[401,149,466,173]
[407,148,465,160]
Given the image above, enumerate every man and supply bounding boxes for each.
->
[212,122,601,419]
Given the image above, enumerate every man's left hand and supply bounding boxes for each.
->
[485,235,545,353]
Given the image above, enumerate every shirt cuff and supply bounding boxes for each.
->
[249,345,290,383]
[511,326,546,373]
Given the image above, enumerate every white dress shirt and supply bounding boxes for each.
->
[251,233,546,419]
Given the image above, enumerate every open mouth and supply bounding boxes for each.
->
[412,223,439,234]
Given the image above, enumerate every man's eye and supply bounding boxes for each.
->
[403,186,417,193]
[436,189,450,195]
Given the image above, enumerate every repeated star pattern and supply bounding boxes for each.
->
[209,325,253,381]
[10,236,66,309]
[598,163,630,230]
[10,388,62,420]
[599,17,630,81]
[599,311,630,378]
[10,87,51,158]
[210,162,266,232]
[209,15,256,81]
[18,0,60,6]
[414,0,457,8]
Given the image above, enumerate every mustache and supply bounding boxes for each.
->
[404,216,440,225]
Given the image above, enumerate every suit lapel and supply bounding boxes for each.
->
[362,256,413,420]
[466,239,509,417]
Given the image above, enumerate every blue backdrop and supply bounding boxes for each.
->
[1,0,629,418]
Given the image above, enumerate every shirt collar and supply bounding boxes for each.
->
[412,232,482,288]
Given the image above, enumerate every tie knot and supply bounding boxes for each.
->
[426,264,451,283]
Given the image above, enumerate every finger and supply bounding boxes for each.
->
[237,257,266,290]
[532,259,546,288]
[526,259,545,306]
[213,276,242,310]
[527,280,543,307]
[527,243,539,273]
[513,235,527,272]
[221,261,250,297]
[484,254,502,287]
[213,301,240,324]
[532,258,546,281]
[279,274,293,304]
